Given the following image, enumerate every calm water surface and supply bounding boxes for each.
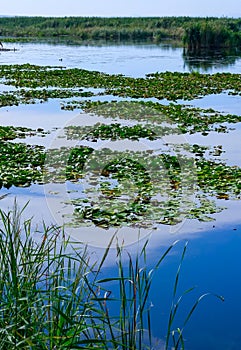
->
[1,40,241,76]
[0,40,241,349]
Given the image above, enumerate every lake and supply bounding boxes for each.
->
[0,39,241,349]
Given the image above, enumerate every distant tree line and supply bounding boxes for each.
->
[0,16,240,50]
[0,16,187,41]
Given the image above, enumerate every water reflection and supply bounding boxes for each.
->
[183,47,241,72]
[1,39,241,76]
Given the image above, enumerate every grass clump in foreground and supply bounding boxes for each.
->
[0,202,223,349]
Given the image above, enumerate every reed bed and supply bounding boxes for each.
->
[0,202,223,349]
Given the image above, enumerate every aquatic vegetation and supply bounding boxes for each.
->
[0,30,234,349]
[18,87,95,102]
[0,64,113,89]
[67,149,193,227]
[0,141,45,188]
[67,148,240,227]
[63,149,237,228]
[0,88,95,107]
[64,100,241,135]
[0,64,240,228]
[1,64,241,102]
[65,123,158,141]
[0,139,240,226]
[43,146,94,183]
[0,125,47,140]
[197,159,241,200]
[0,143,95,188]
[0,92,19,107]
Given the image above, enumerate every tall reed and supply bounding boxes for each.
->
[0,202,223,349]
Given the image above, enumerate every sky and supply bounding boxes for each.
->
[0,0,241,18]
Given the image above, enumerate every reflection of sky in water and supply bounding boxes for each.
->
[0,41,241,77]
[188,93,241,115]
[2,182,240,349]
[184,93,241,167]
[148,227,241,350]
[0,42,186,77]
[186,127,241,167]
[93,226,241,350]
[0,179,240,249]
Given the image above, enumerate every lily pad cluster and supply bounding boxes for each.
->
[65,149,241,228]
[65,123,159,141]
[0,139,240,226]
[18,88,94,103]
[68,149,192,227]
[43,146,94,183]
[0,64,241,228]
[0,88,95,108]
[0,141,45,188]
[63,100,241,135]
[197,159,241,200]
[0,92,19,107]
[1,64,241,101]
[0,143,94,188]
[0,126,48,140]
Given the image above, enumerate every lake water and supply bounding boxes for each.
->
[0,39,241,349]
[2,40,241,76]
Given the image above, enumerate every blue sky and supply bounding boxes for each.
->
[1,0,241,17]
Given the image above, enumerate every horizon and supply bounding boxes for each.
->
[0,14,240,19]
[0,1,240,18]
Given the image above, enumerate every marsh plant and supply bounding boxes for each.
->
[0,203,223,349]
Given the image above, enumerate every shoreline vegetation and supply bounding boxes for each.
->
[0,203,223,349]
[0,16,241,52]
